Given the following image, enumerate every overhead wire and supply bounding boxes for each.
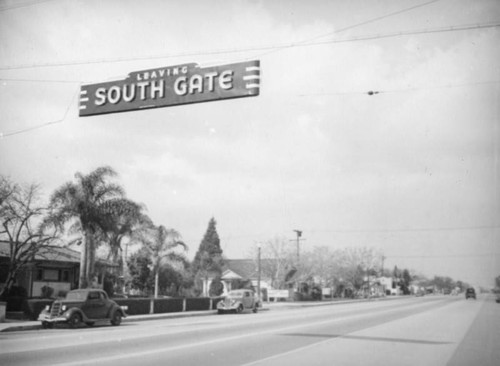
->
[298,80,500,97]
[253,0,442,58]
[387,253,500,259]
[0,86,79,138]
[299,0,442,45]
[310,225,500,234]
[0,0,57,12]
[0,1,498,138]
[1,21,497,71]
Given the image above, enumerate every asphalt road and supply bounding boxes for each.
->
[1,295,498,366]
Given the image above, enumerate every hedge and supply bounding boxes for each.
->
[24,299,54,320]
[20,296,224,319]
[113,298,151,315]
[153,298,183,313]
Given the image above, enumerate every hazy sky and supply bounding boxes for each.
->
[1,0,499,287]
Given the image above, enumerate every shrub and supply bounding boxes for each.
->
[114,298,151,315]
[24,299,53,320]
[186,297,210,311]
[41,285,54,298]
[154,298,183,313]
[5,296,25,311]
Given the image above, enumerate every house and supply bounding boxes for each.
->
[377,276,401,295]
[0,241,80,297]
[213,259,272,298]
[0,241,119,298]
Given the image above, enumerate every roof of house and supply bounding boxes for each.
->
[223,259,258,279]
[0,241,80,263]
[0,241,117,266]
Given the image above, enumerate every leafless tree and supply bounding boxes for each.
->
[0,177,61,297]
[248,236,296,289]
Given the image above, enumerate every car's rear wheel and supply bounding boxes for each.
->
[68,313,82,328]
[111,311,122,326]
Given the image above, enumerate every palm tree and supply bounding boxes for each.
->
[48,166,127,288]
[144,225,188,298]
[101,198,152,270]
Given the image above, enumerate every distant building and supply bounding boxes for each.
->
[220,259,272,295]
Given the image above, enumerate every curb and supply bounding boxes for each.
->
[0,296,396,333]
[0,308,271,332]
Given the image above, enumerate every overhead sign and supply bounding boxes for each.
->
[79,60,260,116]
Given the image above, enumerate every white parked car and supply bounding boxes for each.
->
[217,289,259,314]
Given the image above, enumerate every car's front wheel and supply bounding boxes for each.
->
[236,304,244,313]
[111,311,122,326]
[68,313,82,328]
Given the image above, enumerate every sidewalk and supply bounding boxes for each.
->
[0,297,391,332]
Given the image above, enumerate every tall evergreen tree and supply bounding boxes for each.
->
[191,217,224,296]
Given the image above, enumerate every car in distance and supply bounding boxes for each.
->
[38,289,127,328]
[217,289,259,314]
[465,287,476,300]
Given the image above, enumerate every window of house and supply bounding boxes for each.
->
[43,269,59,281]
[62,270,70,282]
[34,268,73,282]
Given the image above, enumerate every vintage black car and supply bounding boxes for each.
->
[465,287,476,300]
[38,289,127,328]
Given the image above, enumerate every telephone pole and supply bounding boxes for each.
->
[293,230,303,263]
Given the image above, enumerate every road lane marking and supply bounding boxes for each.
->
[0,297,433,354]
[240,297,483,366]
[52,299,454,366]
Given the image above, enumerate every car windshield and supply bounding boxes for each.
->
[228,290,246,297]
[65,291,88,301]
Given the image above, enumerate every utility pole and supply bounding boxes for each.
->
[293,230,303,263]
[381,255,386,296]
[257,242,261,304]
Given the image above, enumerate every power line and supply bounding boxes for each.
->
[311,225,500,234]
[387,253,500,259]
[256,0,442,58]
[0,86,78,138]
[302,0,442,45]
[0,21,497,71]
[0,0,57,12]
[0,77,80,84]
[298,80,500,97]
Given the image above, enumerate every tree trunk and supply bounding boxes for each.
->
[154,271,159,299]
[79,230,96,289]
[0,271,17,298]
[87,235,95,287]
[79,234,87,288]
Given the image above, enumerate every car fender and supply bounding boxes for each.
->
[65,307,90,322]
[108,304,126,318]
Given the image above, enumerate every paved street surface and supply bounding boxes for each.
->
[0,295,498,366]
